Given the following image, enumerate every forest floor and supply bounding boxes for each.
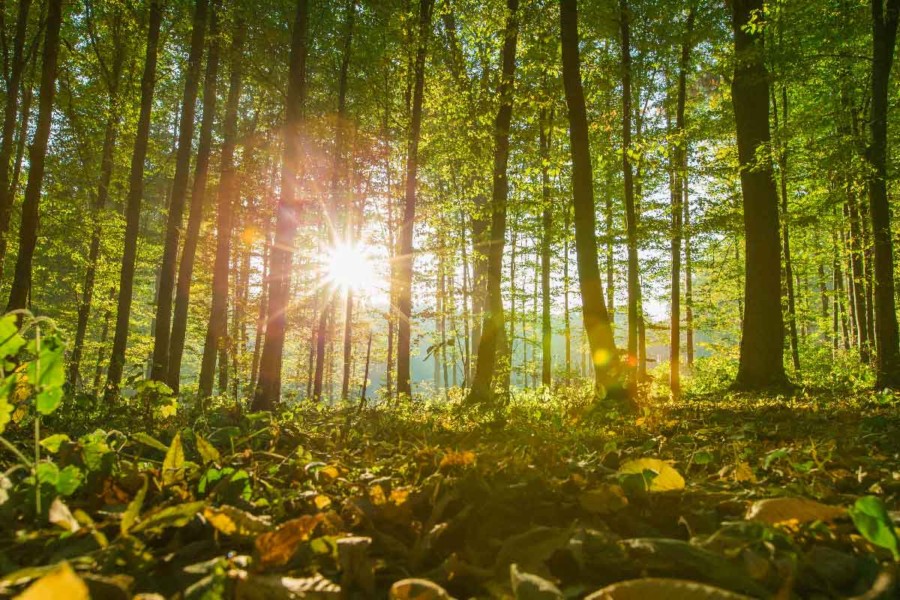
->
[1,386,899,598]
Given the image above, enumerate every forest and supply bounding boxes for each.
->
[1,0,900,597]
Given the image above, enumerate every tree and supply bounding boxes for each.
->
[729,0,789,390]
[104,0,164,400]
[395,0,434,399]
[149,0,209,381]
[252,0,309,411]
[6,0,63,312]
[867,0,900,388]
[560,0,622,398]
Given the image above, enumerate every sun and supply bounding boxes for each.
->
[323,241,378,294]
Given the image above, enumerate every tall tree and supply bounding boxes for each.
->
[252,0,309,411]
[729,0,789,389]
[867,0,900,388]
[539,106,553,387]
[149,0,209,381]
[465,0,518,405]
[104,0,164,400]
[199,14,246,399]
[6,0,63,311]
[560,0,622,397]
[168,0,222,390]
[395,0,434,399]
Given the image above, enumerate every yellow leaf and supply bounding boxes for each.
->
[579,484,629,514]
[745,497,846,526]
[255,514,323,568]
[320,465,340,481]
[314,495,332,510]
[585,577,752,599]
[162,432,185,486]
[618,458,686,492]
[14,562,89,600]
[204,505,271,537]
[390,488,410,506]
[370,484,387,506]
[439,449,476,469]
[732,462,757,483]
[196,434,220,464]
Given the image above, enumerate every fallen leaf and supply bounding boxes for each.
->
[745,497,846,526]
[619,459,685,492]
[389,578,453,599]
[732,462,756,484]
[585,577,752,599]
[14,562,89,600]
[440,450,476,469]
[255,514,323,567]
[204,505,271,537]
[579,484,629,514]
[48,498,80,533]
[510,563,563,599]
[233,571,340,599]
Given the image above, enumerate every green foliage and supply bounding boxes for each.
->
[849,496,900,560]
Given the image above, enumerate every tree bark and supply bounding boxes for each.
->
[6,0,62,312]
[149,0,209,381]
[540,107,553,387]
[199,14,246,399]
[396,0,434,399]
[169,0,222,390]
[560,0,622,397]
[465,0,518,405]
[730,0,789,389]
[252,0,309,411]
[104,0,163,400]
[867,0,900,387]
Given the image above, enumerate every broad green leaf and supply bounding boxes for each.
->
[162,432,185,486]
[619,458,685,492]
[14,562,88,600]
[132,432,168,452]
[55,466,83,496]
[121,476,148,535]
[0,314,25,363]
[39,434,70,453]
[196,434,220,464]
[27,335,65,415]
[849,496,900,560]
[130,501,205,535]
[693,450,714,466]
[79,430,111,471]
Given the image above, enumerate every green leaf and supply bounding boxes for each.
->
[162,432,185,486]
[132,432,169,452]
[28,335,66,415]
[0,314,25,363]
[121,475,148,535]
[694,450,714,465]
[35,387,63,416]
[849,496,900,560]
[56,466,83,496]
[130,501,205,535]
[39,434,70,453]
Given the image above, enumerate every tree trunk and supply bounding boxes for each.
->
[169,0,222,390]
[867,0,900,388]
[68,19,126,387]
[540,107,553,387]
[396,0,434,399]
[560,0,621,397]
[252,0,309,411]
[6,0,62,312]
[684,168,694,366]
[466,0,518,404]
[104,0,163,400]
[563,203,571,382]
[149,0,209,381]
[0,0,31,271]
[669,6,694,398]
[199,14,245,399]
[730,0,789,389]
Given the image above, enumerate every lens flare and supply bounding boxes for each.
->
[323,241,377,294]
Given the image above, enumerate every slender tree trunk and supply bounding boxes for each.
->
[0,0,31,271]
[6,0,62,312]
[169,0,222,390]
[563,204,571,382]
[560,0,622,397]
[669,6,694,398]
[396,0,434,399]
[250,232,270,394]
[459,211,471,384]
[149,0,209,381]
[466,0,518,405]
[772,87,801,374]
[684,167,694,366]
[847,194,870,358]
[252,0,309,411]
[730,0,789,389]
[867,0,900,387]
[540,107,553,387]
[104,0,163,400]
[199,15,245,398]
[68,26,126,387]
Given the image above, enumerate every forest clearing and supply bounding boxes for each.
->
[1,0,900,597]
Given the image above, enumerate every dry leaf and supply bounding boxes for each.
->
[48,498,80,532]
[585,578,752,599]
[14,562,89,600]
[579,484,629,514]
[619,459,686,492]
[389,578,453,599]
[204,505,271,537]
[732,462,756,483]
[440,450,476,469]
[746,497,846,525]
[255,514,323,567]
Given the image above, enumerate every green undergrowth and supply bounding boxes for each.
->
[1,378,899,598]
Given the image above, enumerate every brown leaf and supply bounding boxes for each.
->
[585,577,753,599]
[745,497,846,526]
[389,578,453,599]
[579,484,629,514]
[255,514,323,568]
